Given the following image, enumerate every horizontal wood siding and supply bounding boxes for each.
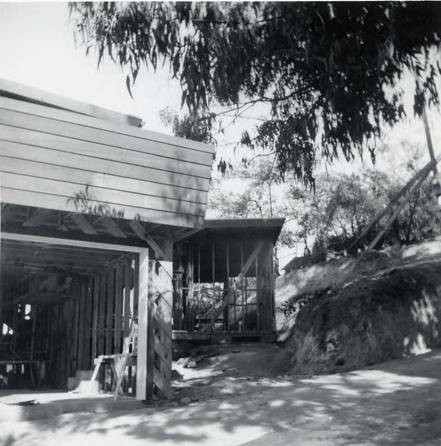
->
[0,96,214,228]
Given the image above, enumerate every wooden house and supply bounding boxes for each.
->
[0,79,214,401]
[172,218,284,343]
[0,79,283,401]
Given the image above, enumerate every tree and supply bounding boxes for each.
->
[286,153,434,257]
[70,2,441,186]
[208,157,281,218]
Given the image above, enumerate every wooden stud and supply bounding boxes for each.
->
[114,264,123,353]
[91,275,99,362]
[123,259,132,337]
[241,242,245,333]
[206,241,264,332]
[83,276,93,369]
[98,272,107,356]
[77,280,87,369]
[136,248,149,400]
[72,288,80,373]
[106,268,115,354]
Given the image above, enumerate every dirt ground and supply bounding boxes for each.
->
[275,238,441,376]
[1,344,441,446]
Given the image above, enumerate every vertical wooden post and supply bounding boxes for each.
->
[91,275,99,362]
[186,245,195,332]
[106,268,115,354]
[98,272,107,356]
[146,240,173,401]
[136,247,149,401]
[84,276,93,369]
[77,280,86,369]
[114,264,123,353]
[0,279,2,335]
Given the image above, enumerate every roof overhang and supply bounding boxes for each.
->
[179,217,285,244]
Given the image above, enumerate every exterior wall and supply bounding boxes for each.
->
[0,95,213,228]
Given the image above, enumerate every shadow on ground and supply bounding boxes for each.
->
[1,348,441,445]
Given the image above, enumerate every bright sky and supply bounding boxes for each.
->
[0,2,182,133]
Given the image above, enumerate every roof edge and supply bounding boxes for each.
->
[0,77,143,128]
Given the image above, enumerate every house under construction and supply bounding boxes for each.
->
[0,79,283,401]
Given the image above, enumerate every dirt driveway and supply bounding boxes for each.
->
[1,346,441,446]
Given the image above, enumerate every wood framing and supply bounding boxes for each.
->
[0,231,173,401]
[206,241,264,331]
[171,219,283,339]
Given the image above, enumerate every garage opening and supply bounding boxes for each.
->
[0,238,138,395]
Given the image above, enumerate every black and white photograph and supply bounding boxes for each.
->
[0,1,441,445]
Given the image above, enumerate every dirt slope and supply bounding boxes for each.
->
[276,237,441,375]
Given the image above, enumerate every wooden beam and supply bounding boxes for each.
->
[423,109,438,176]
[368,170,432,250]
[22,208,51,227]
[71,213,98,235]
[349,160,437,252]
[1,232,146,253]
[100,217,127,238]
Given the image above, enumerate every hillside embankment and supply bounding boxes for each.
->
[276,237,441,375]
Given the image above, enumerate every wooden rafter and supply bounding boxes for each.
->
[100,217,127,238]
[173,227,202,242]
[22,208,52,227]
[130,220,170,261]
[1,203,13,223]
[71,213,98,235]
